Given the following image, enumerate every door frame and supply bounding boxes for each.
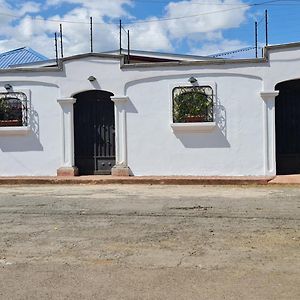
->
[57,92,131,176]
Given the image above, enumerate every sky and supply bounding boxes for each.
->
[0,0,299,58]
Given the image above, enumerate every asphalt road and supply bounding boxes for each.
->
[0,184,299,300]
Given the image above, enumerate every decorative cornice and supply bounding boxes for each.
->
[57,97,76,104]
[111,96,129,104]
[260,91,279,100]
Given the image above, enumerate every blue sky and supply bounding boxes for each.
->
[0,0,299,58]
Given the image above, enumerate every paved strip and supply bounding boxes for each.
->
[0,175,274,185]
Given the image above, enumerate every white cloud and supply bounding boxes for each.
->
[189,38,249,56]
[128,0,249,53]
[165,0,248,39]
[17,1,41,15]
[0,1,15,27]
[0,0,251,57]
[46,0,133,19]
[0,0,133,56]
[128,19,173,51]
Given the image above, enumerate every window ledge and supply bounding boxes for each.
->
[0,126,30,135]
[171,122,216,132]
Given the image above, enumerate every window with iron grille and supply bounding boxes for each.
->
[172,86,213,123]
[0,92,28,127]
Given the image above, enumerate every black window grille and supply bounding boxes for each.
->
[0,92,28,127]
[172,86,213,123]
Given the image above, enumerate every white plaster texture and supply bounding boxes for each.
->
[0,43,299,176]
[0,83,60,176]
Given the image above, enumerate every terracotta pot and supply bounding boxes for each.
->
[184,116,206,123]
[0,120,22,127]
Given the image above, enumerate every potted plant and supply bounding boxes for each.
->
[0,98,22,126]
[173,88,213,123]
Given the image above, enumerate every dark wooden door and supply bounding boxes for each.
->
[276,80,300,174]
[74,90,115,175]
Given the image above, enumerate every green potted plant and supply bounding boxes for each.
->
[173,88,213,123]
[0,98,22,126]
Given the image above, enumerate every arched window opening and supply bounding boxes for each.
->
[0,92,28,127]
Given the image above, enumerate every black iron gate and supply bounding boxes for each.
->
[74,90,115,175]
[275,79,300,174]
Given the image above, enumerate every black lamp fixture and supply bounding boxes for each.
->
[4,83,12,91]
[88,76,96,82]
[188,76,197,84]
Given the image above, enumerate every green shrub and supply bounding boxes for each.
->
[173,87,213,123]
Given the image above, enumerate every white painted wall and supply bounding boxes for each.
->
[125,76,264,176]
[0,83,60,176]
[0,44,299,176]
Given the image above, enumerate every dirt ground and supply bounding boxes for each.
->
[0,184,299,300]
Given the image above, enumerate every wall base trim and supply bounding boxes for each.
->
[57,166,79,176]
[111,165,131,176]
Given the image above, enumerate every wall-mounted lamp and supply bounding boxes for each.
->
[4,83,12,91]
[88,76,96,82]
[188,76,197,84]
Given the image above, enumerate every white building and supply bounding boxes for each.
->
[0,42,299,177]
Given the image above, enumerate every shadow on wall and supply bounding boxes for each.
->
[214,96,227,137]
[174,95,230,149]
[126,97,138,114]
[0,104,43,152]
[0,131,43,152]
[174,128,230,148]
[28,103,40,139]
[89,80,102,90]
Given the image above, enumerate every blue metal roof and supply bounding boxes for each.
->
[210,46,264,59]
[0,47,48,69]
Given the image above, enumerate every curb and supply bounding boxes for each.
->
[0,176,274,186]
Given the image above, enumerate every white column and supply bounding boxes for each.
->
[261,91,279,176]
[56,97,78,176]
[111,96,131,176]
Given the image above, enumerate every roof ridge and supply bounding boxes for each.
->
[0,47,28,57]
[25,47,48,60]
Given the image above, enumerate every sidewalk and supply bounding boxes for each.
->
[1,175,300,185]
[268,174,300,185]
[0,175,275,185]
